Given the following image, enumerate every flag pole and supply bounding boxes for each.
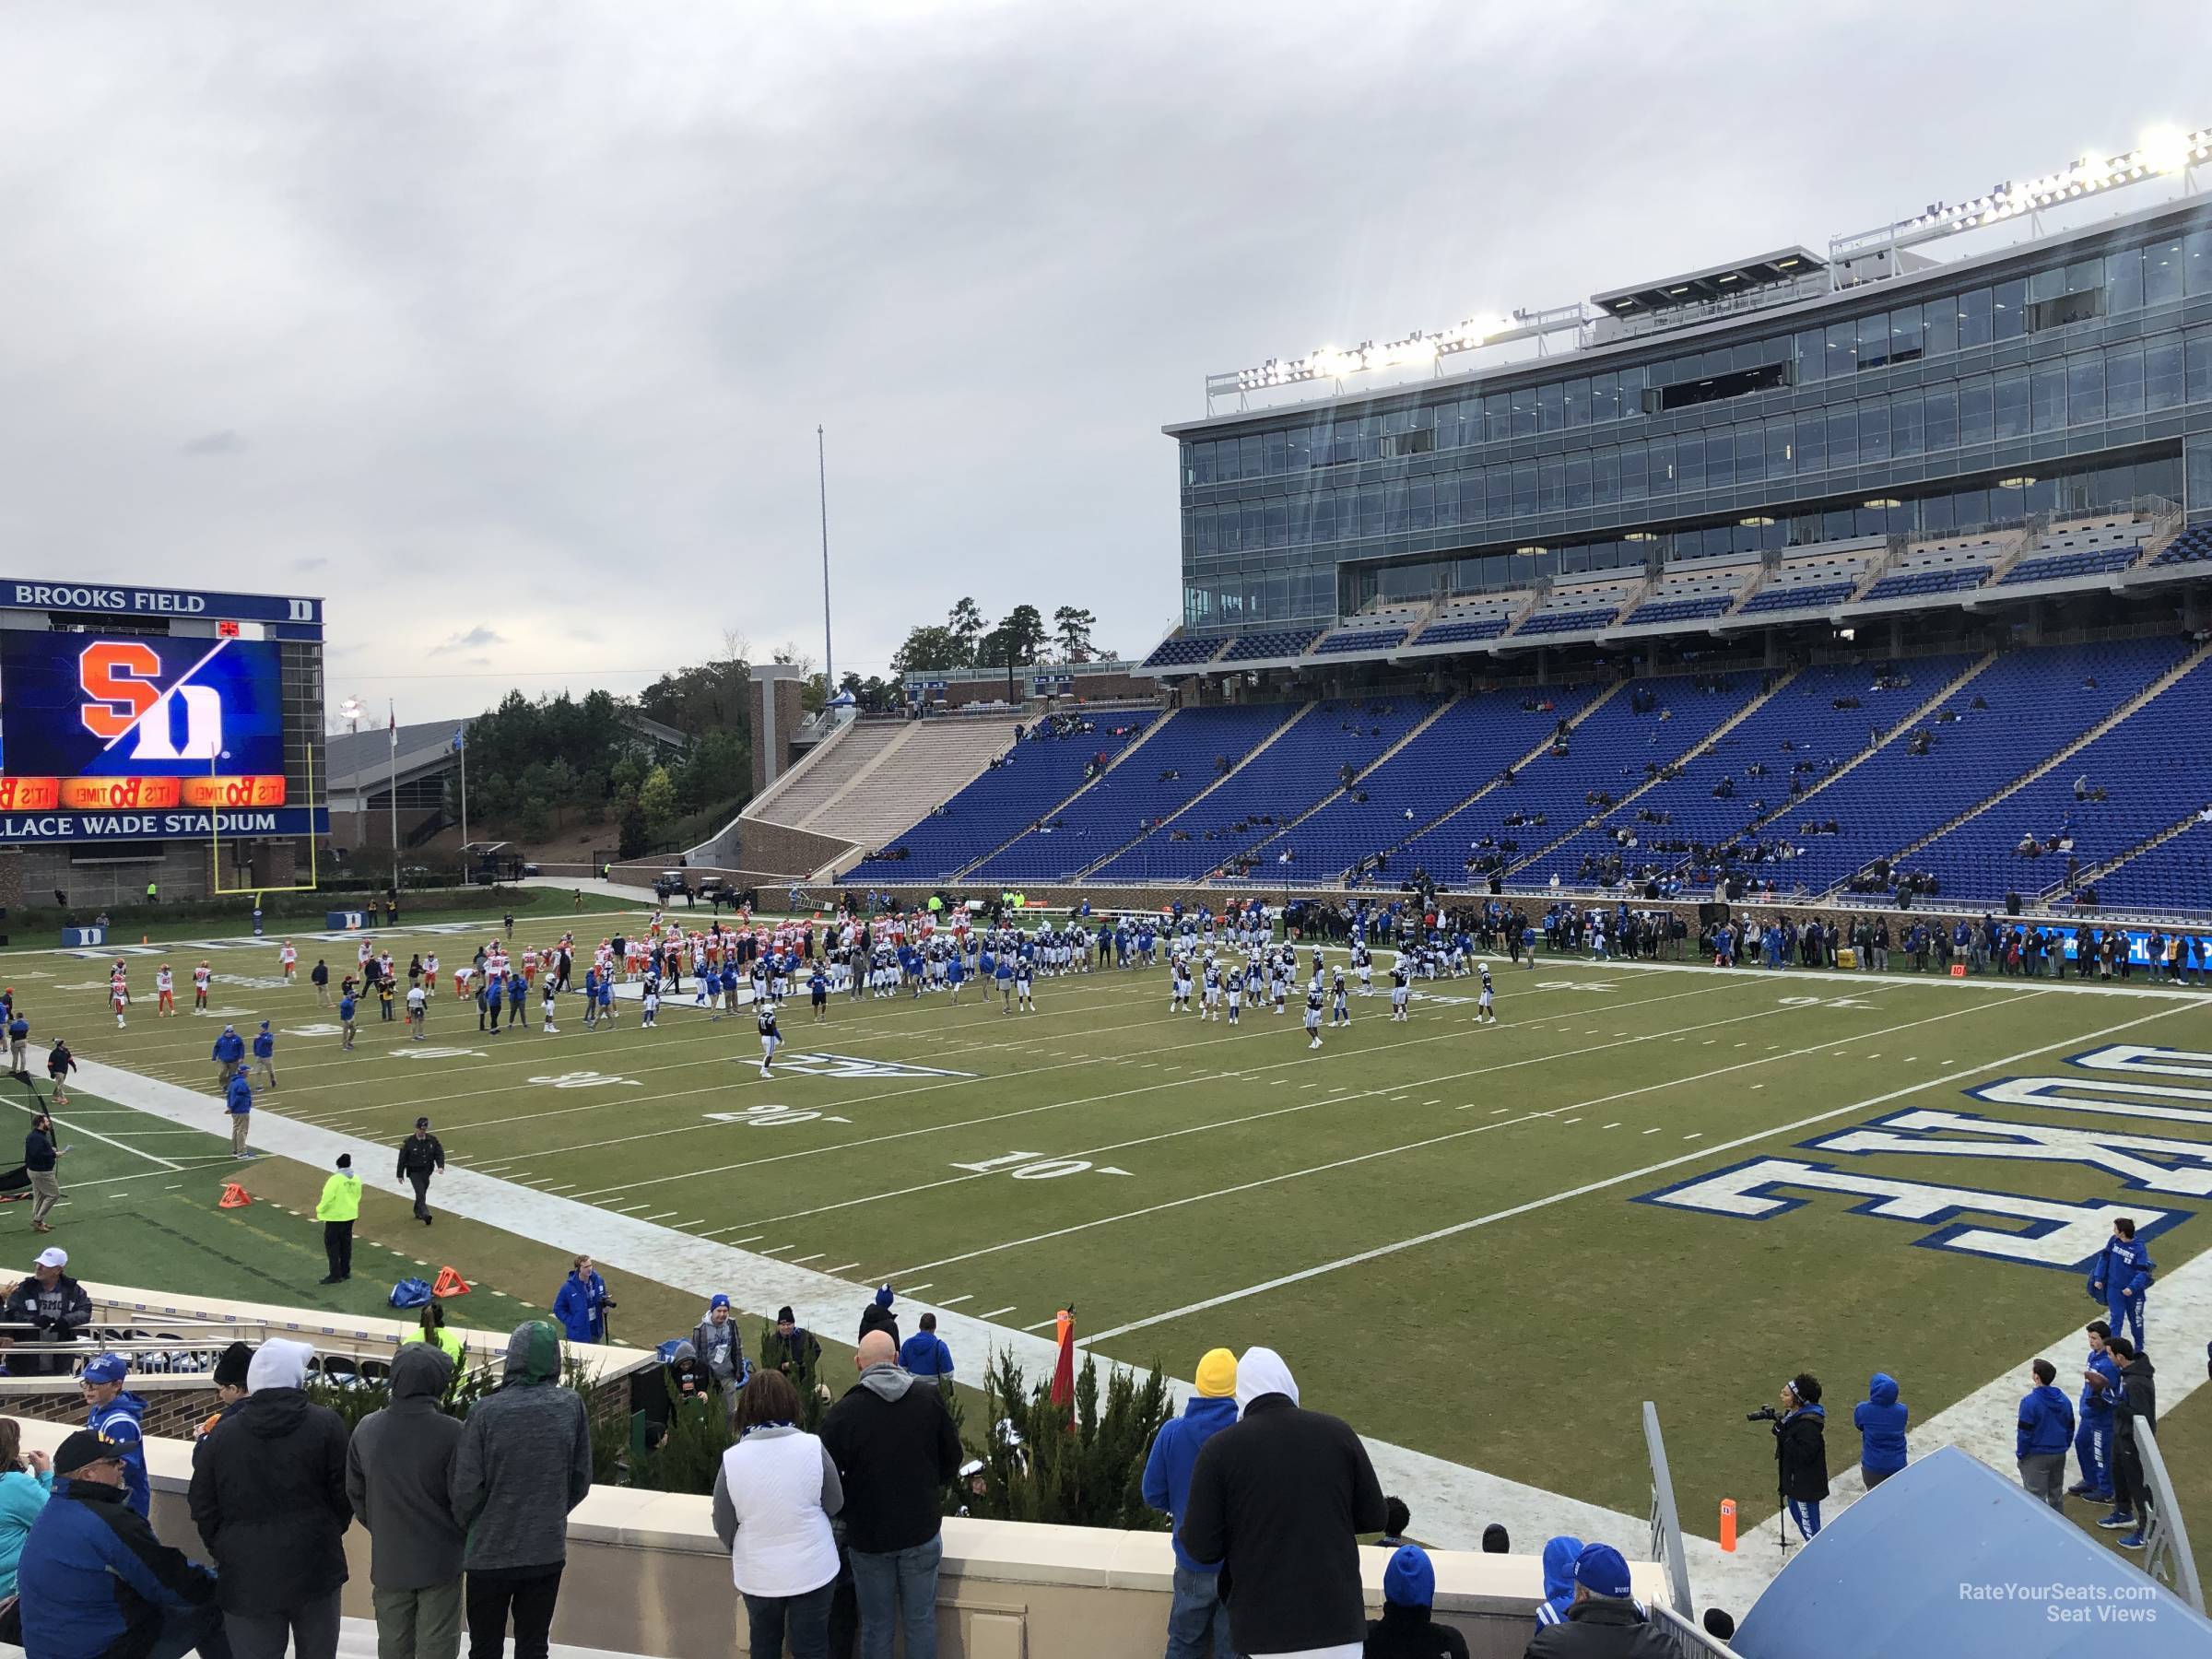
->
[818,425,833,704]
[388,700,399,894]
[458,728,469,867]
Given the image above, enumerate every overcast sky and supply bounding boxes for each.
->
[2,1,2206,725]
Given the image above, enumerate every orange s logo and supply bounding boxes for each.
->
[78,642,163,740]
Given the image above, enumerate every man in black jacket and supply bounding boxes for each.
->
[2100,1336,2158,1548]
[5,1245,92,1376]
[1524,1543,1670,1657]
[188,1337,353,1659]
[819,1330,961,1659]
[397,1117,445,1225]
[1178,1347,1385,1657]
[24,1110,63,1233]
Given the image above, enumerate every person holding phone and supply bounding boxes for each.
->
[23,1114,62,1235]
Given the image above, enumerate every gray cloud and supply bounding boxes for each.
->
[429,625,506,654]
[0,2,2203,721]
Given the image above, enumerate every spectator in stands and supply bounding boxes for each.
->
[1853,1372,1909,1489]
[1378,1495,1412,1549]
[712,1368,842,1659]
[1482,1524,1509,1553]
[818,1329,962,1659]
[1141,1347,1238,1659]
[692,1294,745,1413]
[897,1313,954,1382]
[2016,1359,2074,1512]
[452,1321,594,1659]
[347,1343,465,1659]
[188,1337,352,1659]
[1525,1543,1665,1656]
[1179,1347,1384,1658]
[194,1342,256,1465]
[2100,1335,2157,1548]
[0,1418,53,1598]
[1770,1374,1829,1540]
[18,1429,226,1659]
[1364,1544,1467,1659]
[765,1306,824,1385]
[5,1246,90,1378]
[1533,1535,1582,1630]
[551,1255,611,1345]
[79,1355,148,1520]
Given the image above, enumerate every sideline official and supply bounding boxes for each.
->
[398,1117,445,1227]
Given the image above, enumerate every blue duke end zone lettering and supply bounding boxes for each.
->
[1634,1043,2212,1270]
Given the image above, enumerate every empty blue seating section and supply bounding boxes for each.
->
[1732,638,2189,896]
[1092,696,1441,882]
[968,703,1291,883]
[1312,627,1409,654]
[1395,676,1760,887]
[1625,595,1732,626]
[1414,618,1511,645]
[1267,686,1601,878]
[2152,524,2212,565]
[1515,606,1619,636]
[1739,580,1855,613]
[2001,547,2139,585]
[1514,657,1975,888]
[2098,822,2212,913]
[1862,566,1990,601]
[1221,629,1320,662]
[1906,650,2212,905]
[1143,633,1229,668]
[842,712,1157,882]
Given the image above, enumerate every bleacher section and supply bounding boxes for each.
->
[1900,648,2212,905]
[1736,542,1885,614]
[1512,578,1640,637]
[1142,633,1230,668]
[1858,535,1998,603]
[1090,697,1442,882]
[842,712,1158,882]
[1312,625,1409,653]
[1221,628,1321,662]
[1715,638,2191,897]
[2000,516,2150,586]
[2151,524,2212,566]
[1515,656,1976,889]
[2096,819,2212,913]
[1411,593,1527,648]
[1396,676,1761,886]
[747,720,906,830]
[1622,560,1755,627]
[967,703,1292,883]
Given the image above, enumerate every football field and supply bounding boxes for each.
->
[18,902,2212,1571]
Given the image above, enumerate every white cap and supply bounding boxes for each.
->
[34,1247,66,1268]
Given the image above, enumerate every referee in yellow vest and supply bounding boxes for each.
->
[315,1153,362,1284]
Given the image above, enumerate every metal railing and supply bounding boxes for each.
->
[1649,1604,1747,1657]
[2136,1422,2206,1615]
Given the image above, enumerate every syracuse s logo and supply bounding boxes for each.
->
[77,642,225,759]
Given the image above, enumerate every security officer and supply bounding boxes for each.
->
[397,1116,445,1226]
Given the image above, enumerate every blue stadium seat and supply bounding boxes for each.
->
[1738,580,1856,614]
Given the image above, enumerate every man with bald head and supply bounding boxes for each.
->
[819,1327,964,1659]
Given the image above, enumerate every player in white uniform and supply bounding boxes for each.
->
[1330,969,1350,1029]
[1200,962,1220,1022]
[758,999,781,1077]
[1171,956,1191,1012]
[1224,969,1242,1026]
[1354,945,1372,996]
[279,941,298,982]
[1390,961,1411,1022]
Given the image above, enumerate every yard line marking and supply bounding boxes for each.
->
[903,1283,933,1295]
[826,1263,860,1274]
[1559,1118,1583,1125]
[729,1233,764,1245]
[540,1183,574,1194]
[569,979,1755,1201]
[641,1210,677,1222]
[1490,1108,1511,1114]
[1023,1316,1056,1331]
[1602,1123,1621,1129]
[0,1097,180,1170]
[674,1218,707,1228]
[1084,989,2174,1343]
[1642,1127,1663,1135]
[1682,1133,1702,1141]
[760,1243,795,1255]
[980,1306,1017,1320]
[793,1253,825,1264]
[937,1293,972,1306]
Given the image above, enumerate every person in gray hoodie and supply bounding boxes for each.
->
[450,1322,593,1659]
[692,1293,745,1414]
[347,1343,466,1659]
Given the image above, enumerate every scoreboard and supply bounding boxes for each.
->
[0,579,325,845]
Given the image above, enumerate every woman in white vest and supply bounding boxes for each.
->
[710,1368,844,1658]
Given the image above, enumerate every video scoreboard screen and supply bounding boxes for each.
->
[0,633,288,815]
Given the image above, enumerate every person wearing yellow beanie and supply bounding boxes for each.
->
[1142,1351,1241,1654]
[1194,1347,1238,1399]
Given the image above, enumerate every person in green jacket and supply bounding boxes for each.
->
[315,1154,362,1285]
[408,1302,466,1369]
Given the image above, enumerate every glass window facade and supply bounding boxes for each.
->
[1179,204,2212,627]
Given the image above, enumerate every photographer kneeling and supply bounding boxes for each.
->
[1750,1374,1830,1540]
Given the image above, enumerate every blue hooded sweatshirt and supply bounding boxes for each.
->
[2018,1383,2076,1458]
[210,1030,244,1065]
[251,1026,274,1060]
[1140,1395,1238,1571]
[2079,1349,2121,1421]
[1534,1534,1584,1627]
[1853,1373,1909,1476]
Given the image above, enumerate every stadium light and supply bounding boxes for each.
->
[1834,123,2212,259]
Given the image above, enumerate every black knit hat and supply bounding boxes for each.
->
[213,1341,253,1389]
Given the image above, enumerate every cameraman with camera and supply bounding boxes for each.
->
[1748,1374,1830,1541]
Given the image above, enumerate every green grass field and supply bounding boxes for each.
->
[13,902,2212,1582]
